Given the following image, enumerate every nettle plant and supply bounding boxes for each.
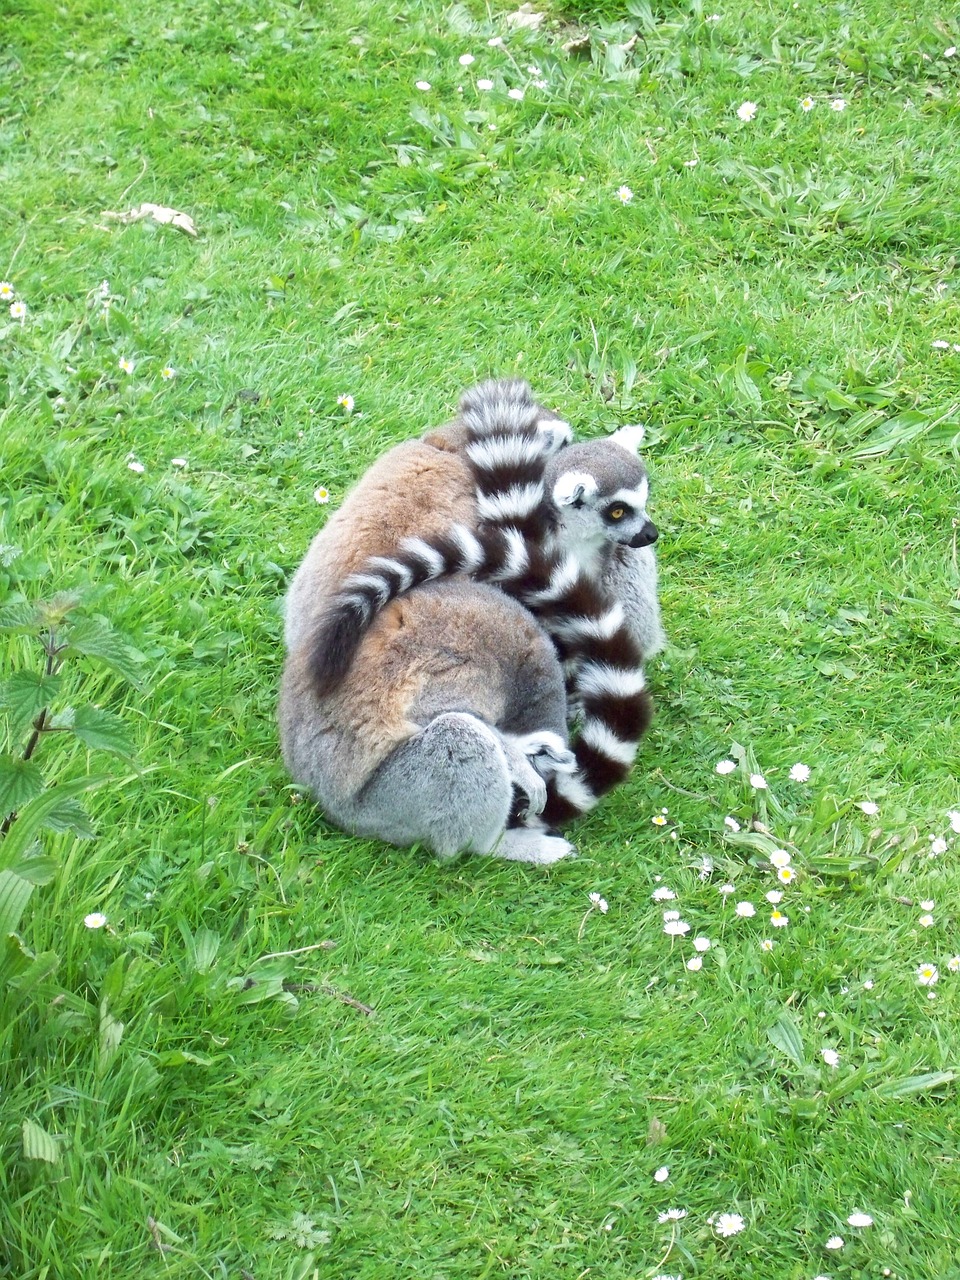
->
[0,587,142,984]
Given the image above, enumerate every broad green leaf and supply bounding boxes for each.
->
[155,1049,215,1069]
[872,1071,955,1099]
[0,868,34,936]
[766,1013,805,1067]
[62,617,145,687]
[192,927,220,974]
[0,774,111,870]
[36,592,84,627]
[4,855,57,886]
[68,706,134,758]
[0,671,62,740]
[7,948,59,996]
[38,794,95,838]
[0,601,43,633]
[0,931,34,985]
[0,756,44,815]
[22,1119,61,1164]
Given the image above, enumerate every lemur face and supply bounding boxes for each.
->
[545,426,658,550]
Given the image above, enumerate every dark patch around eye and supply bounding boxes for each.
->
[605,505,629,521]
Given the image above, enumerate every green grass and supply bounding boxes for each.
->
[2,0,960,1275]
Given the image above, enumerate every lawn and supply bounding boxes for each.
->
[2,0,960,1276]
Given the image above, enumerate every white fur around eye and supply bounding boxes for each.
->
[553,470,598,508]
[609,425,647,456]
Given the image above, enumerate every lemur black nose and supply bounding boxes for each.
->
[629,521,658,549]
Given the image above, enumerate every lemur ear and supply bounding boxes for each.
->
[609,425,646,456]
[553,470,598,509]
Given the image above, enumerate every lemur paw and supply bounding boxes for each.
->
[535,417,573,455]
[518,731,577,778]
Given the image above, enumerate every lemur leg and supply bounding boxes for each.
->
[354,713,572,863]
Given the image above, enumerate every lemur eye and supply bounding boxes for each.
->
[607,506,626,521]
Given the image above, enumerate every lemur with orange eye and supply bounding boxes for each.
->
[280,380,664,862]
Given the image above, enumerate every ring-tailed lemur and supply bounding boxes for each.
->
[280,381,584,863]
[297,381,663,828]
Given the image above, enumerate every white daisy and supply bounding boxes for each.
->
[653,1165,670,1182]
[415,80,432,91]
[789,762,810,781]
[821,1048,840,1068]
[947,956,960,972]
[736,101,758,121]
[916,963,939,986]
[0,280,15,298]
[507,87,524,101]
[118,356,135,374]
[693,937,711,952]
[336,393,354,412]
[929,836,948,855]
[616,185,634,204]
[714,1211,745,1236]
[652,886,676,901]
[84,912,107,929]
[127,460,145,474]
[830,98,847,111]
[847,1212,873,1228]
[800,96,815,112]
[765,890,783,905]
[857,801,879,815]
[777,866,797,885]
[458,53,475,66]
[716,759,736,775]
[658,1208,687,1222]
[918,914,934,928]
[171,457,188,468]
[719,883,736,895]
[825,1235,844,1250]
[477,78,494,91]
[10,300,27,319]
[160,365,176,380]
[313,486,330,504]
[770,910,789,928]
[589,892,609,914]
[686,955,703,970]
[750,773,767,790]
[663,919,691,937]
[735,901,756,918]
[724,816,741,832]
[948,810,960,833]
[770,849,791,868]
[760,939,775,952]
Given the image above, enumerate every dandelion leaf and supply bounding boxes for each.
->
[22,1119,61,1164]
[766,1012,805,1067]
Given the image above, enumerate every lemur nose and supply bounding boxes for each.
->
[629,521,658,548]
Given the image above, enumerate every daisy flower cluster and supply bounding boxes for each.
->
[737,95,848,122]
[414,36,549,105]
[2,280,27,321]
[659,753,960,996]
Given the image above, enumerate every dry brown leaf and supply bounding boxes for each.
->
[100,202,197,237]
